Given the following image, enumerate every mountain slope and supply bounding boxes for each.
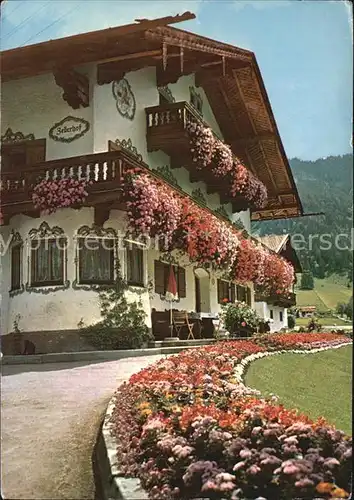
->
[252,154,353,279]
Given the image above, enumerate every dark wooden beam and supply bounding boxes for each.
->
[54,68,89,109]
[94,49,162,66]
[232,132,276,147]
[94,206,111,226]
[195,60,250,87]
[156,52,220,86]
[97,57,157,85]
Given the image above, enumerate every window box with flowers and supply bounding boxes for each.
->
[220,300,261,337]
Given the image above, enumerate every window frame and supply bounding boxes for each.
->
[279,310,284,322]
[154,260,186,298]
[125,241,145,287]
[30,237,66,287]
[189,87,203,115]
[77,236,116,286]
[217,279,236,304]
[270,309,274,320]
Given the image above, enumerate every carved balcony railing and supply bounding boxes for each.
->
[145,101,249,211]
[0,149,144,223]
[255,287,296,308]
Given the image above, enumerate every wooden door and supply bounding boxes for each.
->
[1,139,46,173]
[25,139,46,165]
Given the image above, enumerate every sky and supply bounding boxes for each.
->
[1,0,353,161]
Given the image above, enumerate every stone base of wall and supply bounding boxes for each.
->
[1,327,155,355]
[1,329,95,355]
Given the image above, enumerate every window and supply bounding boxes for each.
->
[237,285,246,303]
[270,309,274,320]
[217,280,236,303]
[11,242,22,290]
[154,260,186,298]
[1,139,46,173]
[279,311,284,322]
[126,243,144,286]
[31,238,65,286]
[78,238,115,284]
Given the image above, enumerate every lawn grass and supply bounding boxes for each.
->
[245,345,352,435]
[314,278,352,310]
[296,316,349,326]
[295,277,352,313]
[295,289,328,312]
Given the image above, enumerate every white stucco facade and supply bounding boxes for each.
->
[1,62,253,336]
[1,207,253,335]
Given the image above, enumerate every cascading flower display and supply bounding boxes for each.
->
[186,122,215,168]
[231,164,268,209]
[126,172,182,248]
[211,141,234,176]
[124,168,294,296]
[109,334,352,500]
[186,121,268,209]
[261,253,295,295]
[32,178,90,215]
[230,237,260,284]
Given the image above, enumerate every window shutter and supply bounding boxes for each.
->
[231,283,236,303]
[177,267,186,298]
[246,287,252,306]
[26,139,46,165]
[154,260,165,294]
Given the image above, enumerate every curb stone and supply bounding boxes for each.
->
[98,340,352,500]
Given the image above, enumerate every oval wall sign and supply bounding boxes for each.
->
[49,116,90,143]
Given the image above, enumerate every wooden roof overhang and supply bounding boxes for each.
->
[0,12,302,221]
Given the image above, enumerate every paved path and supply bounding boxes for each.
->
[1,356,163,499]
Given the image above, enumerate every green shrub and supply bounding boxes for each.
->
[220,301,261,337]
[79,271,153,350]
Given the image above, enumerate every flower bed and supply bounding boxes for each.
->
[109,333,352,500]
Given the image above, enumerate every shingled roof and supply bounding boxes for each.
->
[257,234,290,253]
[257,234,302,272]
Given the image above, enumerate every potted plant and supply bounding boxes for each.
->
[220,300,261,337]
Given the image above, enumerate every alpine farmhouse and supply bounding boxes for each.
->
[0,12,303,353]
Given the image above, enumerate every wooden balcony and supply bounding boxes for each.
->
[145,101,249,211]
[0,149,143,225]
[255,288,296,308]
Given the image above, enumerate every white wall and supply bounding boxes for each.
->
[169,74,224,139]
[1,70,94,160]
[254,301,288,332]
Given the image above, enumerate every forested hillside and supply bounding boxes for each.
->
[252,154,353,280]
